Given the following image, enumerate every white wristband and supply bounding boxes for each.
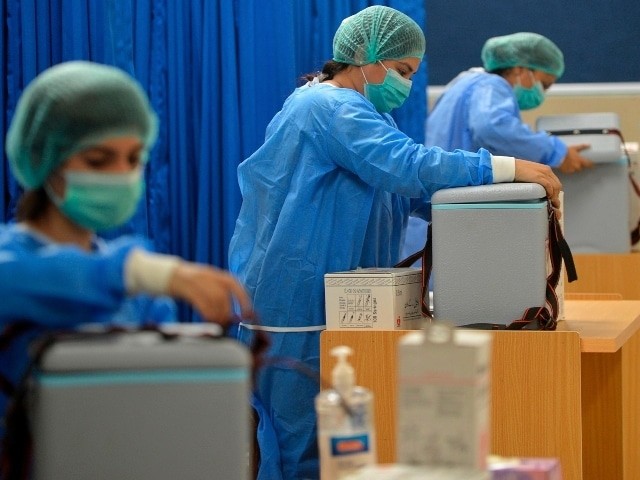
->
[491,155,516,183]
[125,249,181,295]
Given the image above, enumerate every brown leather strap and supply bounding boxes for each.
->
[395,223,433,319]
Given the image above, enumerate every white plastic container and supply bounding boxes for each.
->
[397,323,492,470]
[316,346,377,479]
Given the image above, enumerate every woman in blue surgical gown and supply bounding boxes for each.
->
[0,61,252,460]
[403,32,593,258]
[228,7,563,480]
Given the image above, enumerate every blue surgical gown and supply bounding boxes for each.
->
[228,81,495,479]
[0,223,176,446]
[402,69,568,259]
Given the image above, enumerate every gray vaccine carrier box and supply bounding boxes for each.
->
[431,183,548,326]
[536,112,629,253]
[29,329,252,480]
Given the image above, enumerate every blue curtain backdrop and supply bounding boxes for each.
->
[0,0,426,319]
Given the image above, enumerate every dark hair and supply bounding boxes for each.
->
[15,188,52,222]
[302,60,351,83]
[488,67,516,77]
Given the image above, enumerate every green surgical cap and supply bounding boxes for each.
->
[481,32,565,78]
[332,5,425,66]
[6,61,158,190]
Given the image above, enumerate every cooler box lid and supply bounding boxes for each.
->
[431,183,546,206]
[536,112,622,163]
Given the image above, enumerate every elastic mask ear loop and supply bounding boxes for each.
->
[43,176,65,208]
[360,66,369,85]
[361,60,390,85]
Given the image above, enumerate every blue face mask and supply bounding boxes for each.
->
[514,71,545,110]
[46,168,144,231]
[362,61,412,113]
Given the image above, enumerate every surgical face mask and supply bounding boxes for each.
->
[46,168,144,231]
[361,61,412,113]
[514,70,545,110]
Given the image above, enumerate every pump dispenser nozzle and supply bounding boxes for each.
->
[331,345,355,393]
[317,345,376,478]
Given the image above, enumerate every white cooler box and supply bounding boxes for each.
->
[536,112,630,253]
[431,183,548,326]
[28,328,252,480]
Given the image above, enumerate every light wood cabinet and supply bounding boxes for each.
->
[320,300,640,480]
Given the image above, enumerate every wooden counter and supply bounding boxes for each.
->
[565,253,640,299]
[320,300,640,480]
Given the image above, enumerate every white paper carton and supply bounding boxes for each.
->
[397,326,492,470]
[324,268,423,330]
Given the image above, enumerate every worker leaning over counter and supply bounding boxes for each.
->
[403,32,591,258]
[228,6,563,480]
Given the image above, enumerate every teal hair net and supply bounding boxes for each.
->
[332,5,426,66]
[481,32,565,78]
[6,61,158,190]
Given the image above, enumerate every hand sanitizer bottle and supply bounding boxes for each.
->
[315,345,376,479]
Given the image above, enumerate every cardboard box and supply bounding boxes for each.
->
[397,326,492,470]
[324,268,422,330]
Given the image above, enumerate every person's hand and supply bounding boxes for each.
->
[167,262,253,326]
[514,159,563,210]
[558,144,594,174]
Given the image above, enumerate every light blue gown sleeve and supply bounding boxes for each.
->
[0,231,145,327]
[467,82,567,167]
[326,99,494,199]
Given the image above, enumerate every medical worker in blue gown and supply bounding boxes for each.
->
[403,32,593,258]
[0,61,252,453]
[228,7,563,480]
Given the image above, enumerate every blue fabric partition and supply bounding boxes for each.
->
[0,0,426,320]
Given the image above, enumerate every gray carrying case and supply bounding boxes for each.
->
[28,326,251,480]
[536,112,630,252]
[557,163,630,253]
[536,112,622,163]
[430,183,548,326]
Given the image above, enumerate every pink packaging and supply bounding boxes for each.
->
[489,457,562,480]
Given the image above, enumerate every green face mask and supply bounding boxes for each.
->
[47,168,144,231]
[514,78,545,110]
[362,61,412,113]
